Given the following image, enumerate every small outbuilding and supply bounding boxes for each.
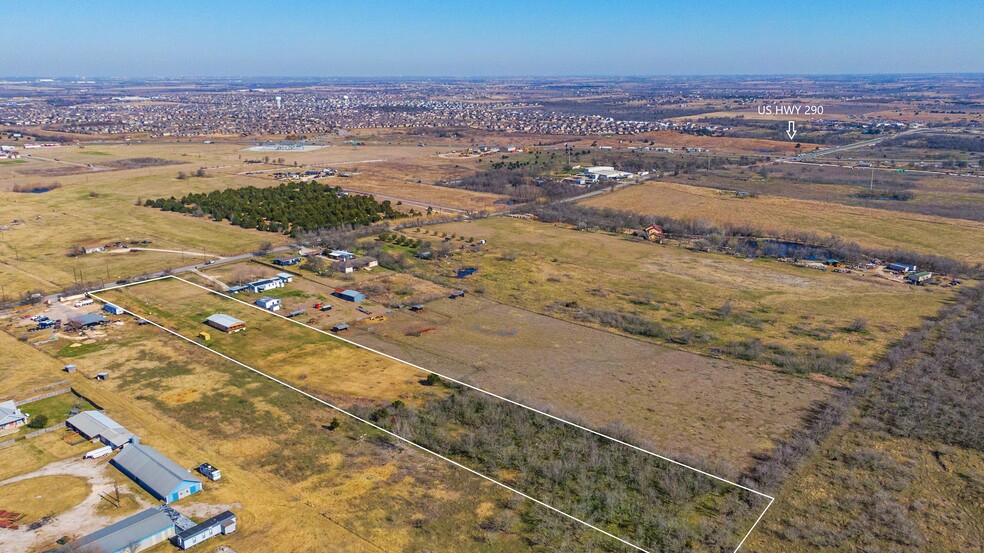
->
[197,462,221,481]
[173,510,237,550]
[449,290,465,299]
[104,303,126,315]
[205,314,245,333]
[331,323,350,332]
[255,296,282,311]
[333,289,365,303]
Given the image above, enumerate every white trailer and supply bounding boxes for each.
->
[74,299,94,308]
[84,445,113,459]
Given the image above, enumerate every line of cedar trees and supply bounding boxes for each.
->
[144,181,403,237]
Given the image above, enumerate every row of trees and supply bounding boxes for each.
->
[144,181,403,236]
[529,203,979,276]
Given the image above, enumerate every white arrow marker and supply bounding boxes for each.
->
[786,120,797,140]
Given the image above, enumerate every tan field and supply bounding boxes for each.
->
[402,217,954,375]
[349,294,832,472]
[581,181,984,263]
[0,138,503,298]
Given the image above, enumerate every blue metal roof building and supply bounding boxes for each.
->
[112,443,203,503]
[63,507,175,553]
[333,289,365,303]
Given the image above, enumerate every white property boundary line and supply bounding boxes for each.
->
[90,275,775,552]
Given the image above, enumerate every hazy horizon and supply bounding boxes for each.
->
[3,0,982,77]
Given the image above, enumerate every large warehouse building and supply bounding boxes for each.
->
[61,508,176,553]
[112,443,203,503]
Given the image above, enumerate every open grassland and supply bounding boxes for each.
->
[749,285,984,552]
[403,217,954,380]
[97,278,771,552]
[0,139,506,297]
[0,431,87,481]
[0,475,91,525]
[0,329,69,397]
[582,181,984,264]
[18,316,536,552]
[349,294,831,472]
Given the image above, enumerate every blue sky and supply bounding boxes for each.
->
[2,0,982,77]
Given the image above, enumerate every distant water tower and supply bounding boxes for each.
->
[275,96,282,109]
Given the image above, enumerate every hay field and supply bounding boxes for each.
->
[349,295,831,471]
[404,217,953,376]
[581,181,984,263]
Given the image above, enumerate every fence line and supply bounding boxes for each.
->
[15,386,72,406]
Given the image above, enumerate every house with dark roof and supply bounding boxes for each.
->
[66,410,136,449]
[67,313,108,330]
[112,443,203,503]
[60,507,175,553]
[173,510,237,550]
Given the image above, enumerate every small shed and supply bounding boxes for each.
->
[197,332,211,342]
[331,323,350,332]
[449,290,465,299]
[197,462,221,481]
[255,296,281,311]
[64,364,77,373]
[276,272,293,283]
[104,303,126,315]
[409,305,425,312]
[95,372,110,380]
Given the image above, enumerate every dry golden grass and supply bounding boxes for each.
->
[30,308,532,552]
[581,181,984,263]
[0,331,68,399]
[0,475,91,524]
[0,432,84,481]
[411,217,954,372]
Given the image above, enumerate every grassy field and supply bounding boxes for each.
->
[94,278,771,551]
[349,294,831,472]
[399,217,955,380]
[0,328,69,398]
[0,138,499,298]
[581,181,984,264]
[14,311,535,552]
[0,475,91,525]
[13,392,94,437]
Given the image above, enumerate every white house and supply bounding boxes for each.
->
[255,297,282,311]
[0,400,28,435]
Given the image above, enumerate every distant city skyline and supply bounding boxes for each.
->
[2,0,982,77]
